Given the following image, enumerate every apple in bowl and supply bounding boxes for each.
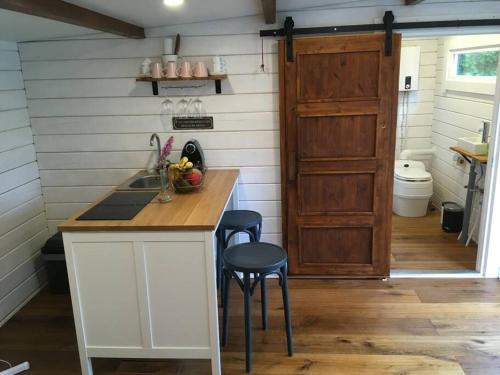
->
[186,168,203,186]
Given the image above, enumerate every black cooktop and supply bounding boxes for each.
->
[77,191,158,221]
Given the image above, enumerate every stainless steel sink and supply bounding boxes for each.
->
[116,170,161,191]
[129,175,161,189]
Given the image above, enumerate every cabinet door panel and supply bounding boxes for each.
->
[298,115,377,159]
[298,51,380,101]
[73,241,143,347]
[299,173,374,214]
[144,241,211,349]
[299,226,373,264]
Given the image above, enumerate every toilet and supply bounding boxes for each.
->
[393,160,433,217]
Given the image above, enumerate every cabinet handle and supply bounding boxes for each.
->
[288,152,297,181]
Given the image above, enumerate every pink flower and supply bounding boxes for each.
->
[161,136,174,157]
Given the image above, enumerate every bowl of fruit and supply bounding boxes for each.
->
[168,156,205,194]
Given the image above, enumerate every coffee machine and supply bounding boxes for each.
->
[181,140,206,170]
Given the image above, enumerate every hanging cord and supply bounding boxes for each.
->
[399,92,404,155]
[399,91,409,156]
[405,91,410,154]
[260,38,266,73]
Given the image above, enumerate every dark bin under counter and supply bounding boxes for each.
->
[441,202,464,233]
[41,232,69,294]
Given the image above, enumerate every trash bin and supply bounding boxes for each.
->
[41,232,70,294]
[441,202,464,233]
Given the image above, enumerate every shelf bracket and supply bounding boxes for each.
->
[152,81,159,95]
[383,10,394,57]
[215,79,222,94]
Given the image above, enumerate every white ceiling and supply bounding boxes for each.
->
[0,0,401,42]
[64,0,263,28]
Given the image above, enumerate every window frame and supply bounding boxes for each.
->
[442,35,500,96]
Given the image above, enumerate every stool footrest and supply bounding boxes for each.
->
[225,269,284,296]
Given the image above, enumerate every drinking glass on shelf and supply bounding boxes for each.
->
[160,98,174,129]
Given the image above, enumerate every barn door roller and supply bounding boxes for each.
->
[284,16,295,62]
[383,11,394,56]
[260,10,500,62]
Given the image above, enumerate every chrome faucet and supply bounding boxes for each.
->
[149,133,161,168]
[479,121,490,143]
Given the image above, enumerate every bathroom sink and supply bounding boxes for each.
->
[116,171,161,191]
[457,137,488,155]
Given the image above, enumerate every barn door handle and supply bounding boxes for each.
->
[288,152,297,181]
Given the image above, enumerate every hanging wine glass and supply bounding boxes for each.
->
[192,97,205,118]
[176,98,188,117]
[186,99,194,117]
[160,98,174,130]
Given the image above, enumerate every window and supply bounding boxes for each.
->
[442,35,500,95]
[451,49,499,80]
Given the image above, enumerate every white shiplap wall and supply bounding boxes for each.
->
[396,38,438,158]
[0,41,48,325]
[20,32,282,242]
[18,1,500,246]
[430,35,496,239]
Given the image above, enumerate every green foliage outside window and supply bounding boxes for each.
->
[456,50,499,77]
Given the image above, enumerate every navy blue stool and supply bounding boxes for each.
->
[216,210,262,289]
[221,242,293,373]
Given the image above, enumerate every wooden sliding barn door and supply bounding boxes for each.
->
[280,34,401,277]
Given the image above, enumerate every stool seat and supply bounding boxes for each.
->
[219,210,262,231]
[223,242,287,274]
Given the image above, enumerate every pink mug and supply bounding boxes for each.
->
[151,62,163,79]
[179,61,192,78]
[193,61,208,78]
[164,61,177,78]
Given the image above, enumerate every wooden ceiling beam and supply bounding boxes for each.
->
[0,0,145,38]
[261,0,276,24]
[405,0,425,4]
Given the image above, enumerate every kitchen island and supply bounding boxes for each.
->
[59,169,239,375]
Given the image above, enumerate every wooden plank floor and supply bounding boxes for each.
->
[1,279,500,374]
[391,209,477,271]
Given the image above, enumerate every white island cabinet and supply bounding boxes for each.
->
[59,170,239,375]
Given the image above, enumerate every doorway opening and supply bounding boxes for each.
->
[391,34,499,275]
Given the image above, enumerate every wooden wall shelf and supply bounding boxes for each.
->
[136,74,227,95]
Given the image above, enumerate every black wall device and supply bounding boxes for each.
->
[405,76,412,90]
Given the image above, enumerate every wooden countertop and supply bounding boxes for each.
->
[450,146,488,163]
[58,169,239,232]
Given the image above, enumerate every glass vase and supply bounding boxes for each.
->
[158,167,172,203]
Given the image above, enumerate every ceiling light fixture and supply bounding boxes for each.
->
[164,0,184,7]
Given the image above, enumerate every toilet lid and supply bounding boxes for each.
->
[395,167,432,181]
